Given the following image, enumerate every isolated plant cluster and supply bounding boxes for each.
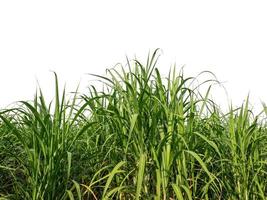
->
[1,49,267,199]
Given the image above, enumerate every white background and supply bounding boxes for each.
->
[1,0,267,113]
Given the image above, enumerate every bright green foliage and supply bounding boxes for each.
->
[0,73,93,199]
[1,49,267,199]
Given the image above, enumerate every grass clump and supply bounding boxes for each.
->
[1,49,267,199]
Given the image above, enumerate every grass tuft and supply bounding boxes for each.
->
[1,50,267,199]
